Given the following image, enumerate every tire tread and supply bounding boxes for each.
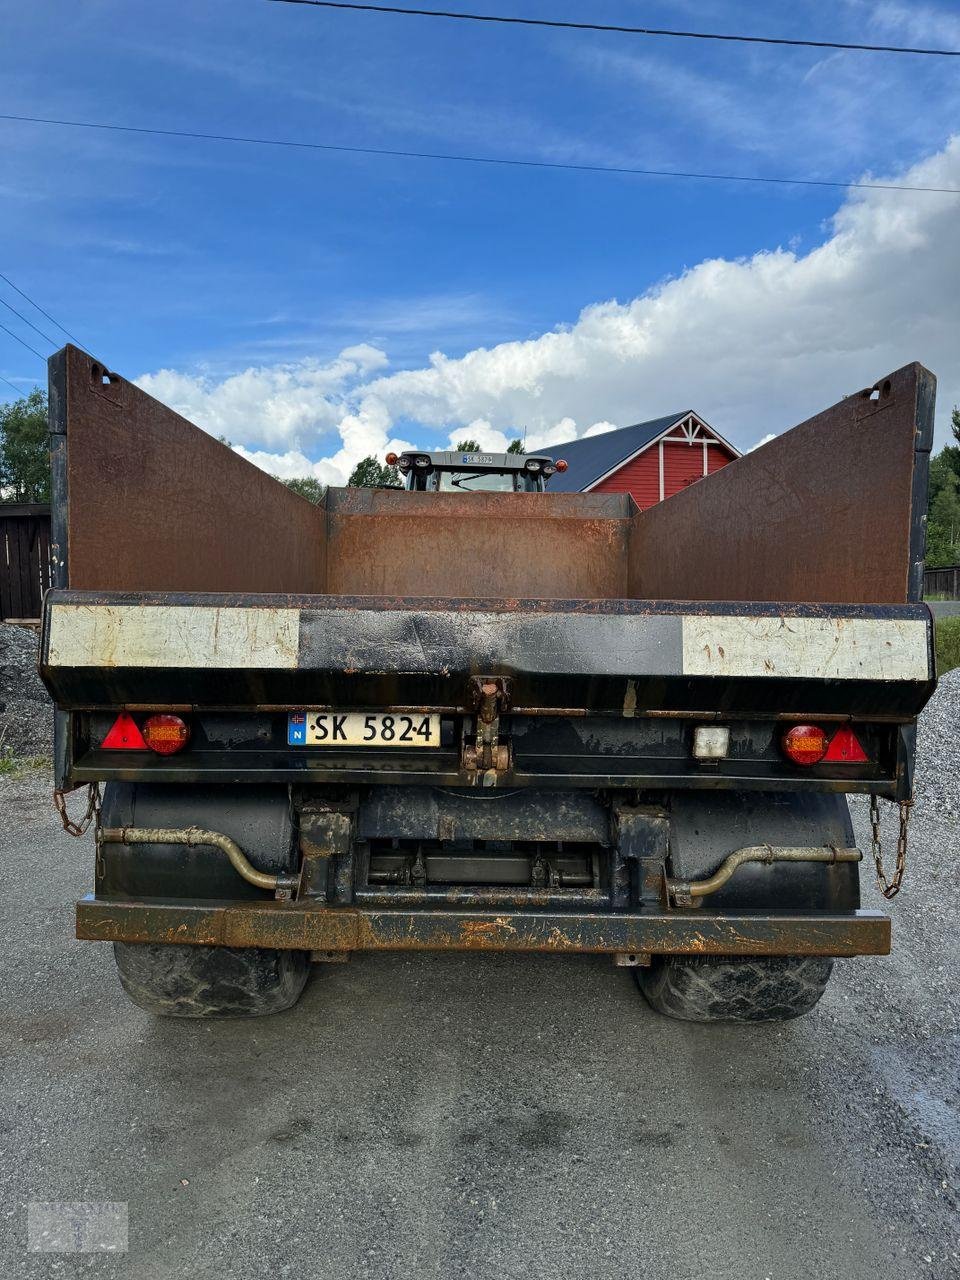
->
[113,943,310,1019]
[637,955,833,1023]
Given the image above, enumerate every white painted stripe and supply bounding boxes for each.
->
[46,603,300,669]
[681,615,930,681]
[45,601,930,684]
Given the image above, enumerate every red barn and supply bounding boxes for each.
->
[545,411,740,508]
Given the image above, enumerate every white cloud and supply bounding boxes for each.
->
[234,394,416,485]
[527,417,583,451]
[135,345,388,451]
[569,6,960,175]
[137,137,960,484]
[860,0,960,45]
[232,445,316,480]
[583,421,619,439]
[747,433,778,454]
[444,420,511,452]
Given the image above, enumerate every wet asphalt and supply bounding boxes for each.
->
[1,772,957,1280]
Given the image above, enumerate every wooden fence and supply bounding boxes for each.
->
[923,564,960,600]
[0,504,51,622]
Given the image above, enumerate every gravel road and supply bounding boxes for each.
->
[0,623,51,757]
[0,627,957,1278]
[1,763,957,1279]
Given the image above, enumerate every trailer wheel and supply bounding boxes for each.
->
[635,955,833,1023]
[113,943,310,1019]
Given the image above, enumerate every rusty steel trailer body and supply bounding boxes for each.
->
[39,347,938,1014]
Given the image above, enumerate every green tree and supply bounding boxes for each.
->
[347,455,401,487]
[927,453,960,567]
[0,388,49,503]
[925,413,960,568]
[282,476,326,504]
[507,438,524,454]
[454,439,481,452]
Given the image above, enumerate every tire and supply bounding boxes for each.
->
[113,942,310,1019]
[636,955,833,1023]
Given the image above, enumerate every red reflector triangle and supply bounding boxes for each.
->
[101,712,147,750]
[823,726,868,763]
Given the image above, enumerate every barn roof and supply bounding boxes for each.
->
[544,412,690,493]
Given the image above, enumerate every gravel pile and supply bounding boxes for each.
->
[0,623,52,758]
[914,665,960,815]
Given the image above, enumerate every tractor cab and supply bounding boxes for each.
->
[387,449,568,493]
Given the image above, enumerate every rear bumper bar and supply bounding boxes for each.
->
[77,896,890,957]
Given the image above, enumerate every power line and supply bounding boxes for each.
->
[0,270,82,346]
[2,112,959,195]
[0,372,26,396]
[268,0,960,57]
[0,319,47,362]
[0,297,58,349]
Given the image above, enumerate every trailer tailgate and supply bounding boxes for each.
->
[39,590,934,719]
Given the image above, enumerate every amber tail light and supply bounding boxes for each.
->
[781,724,828,765]
[142,714,191,755]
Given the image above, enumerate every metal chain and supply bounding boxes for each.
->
[869,792,912,899]
[53,783,102,838]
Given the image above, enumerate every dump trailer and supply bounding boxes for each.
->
[38,346,937,1022]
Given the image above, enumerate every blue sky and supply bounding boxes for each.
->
[2,0,960,478]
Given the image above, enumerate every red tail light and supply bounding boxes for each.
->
[101,712,147,751]
[385,452,398,465]
[781,724,828,765]
[823,726,869,763]
[555,459,568,472]
[142,714,191,756]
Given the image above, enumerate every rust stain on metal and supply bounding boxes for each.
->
[459,915,519,947]
[323,487,634,601]
[76,896,892,957]
[59,346,326,594]
[545,925,575,949]
[627,362,929,606]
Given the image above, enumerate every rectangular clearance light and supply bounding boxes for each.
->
[693,725,730,760]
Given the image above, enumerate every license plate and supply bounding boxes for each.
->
[287,711,441,748]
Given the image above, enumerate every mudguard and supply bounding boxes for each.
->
[667,790,859,911]
[97,783,297,900]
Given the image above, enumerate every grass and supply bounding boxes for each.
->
[935,615,960,675]
[0,750,51,777]
[0,733,50,777]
